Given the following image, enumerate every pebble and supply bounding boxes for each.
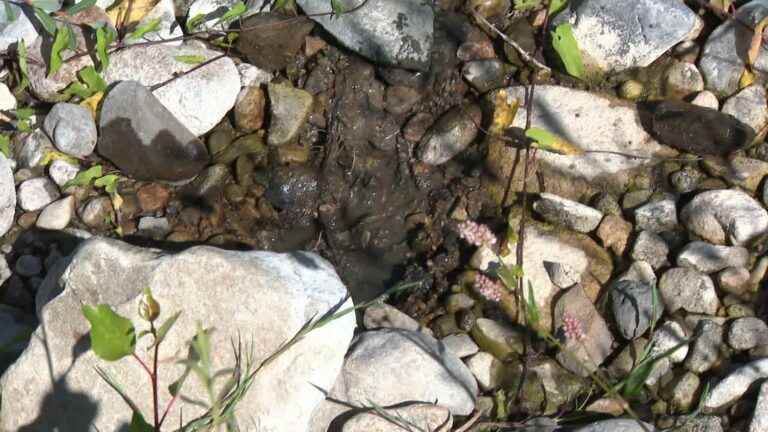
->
[702,156,768,193]
[721,84,768,132]
[646,321,689,386]
[611,278,660,340]
[418,104,480,165]
[670,165,704,193]
[363,303,425,333]
[728,317,768,351]
[234,86,266,132]
[136,183,171,214]
[705,358,768,410]
[14,255,42,277]
[677,241,749,274]
[17,178,60,212]
[633,196,677,233]
[680,189,768,246]
[236,13,314,71]
[78,196,115,229]
[663,371,700,413]
[717,267,751,297]
[470,318,524,360]
[0,83,16,111]
[440,333,479,358]
[266,83,313,146]
[384,85,422,115]
[664,61,704,99]
[237,63,272,88]
[465,351,504,390]
[16,130,55,169]
[462,59,508,93]
[42,103,97,158]
[685,319,725,373]
[445,293,475,314]
[47,160,79,187]
[659,267,719,315]
[630,230,669,270]
[597,215,632,256]
[36,196,74,231]
[749,381,768,432]
[593,193,622,216]
[137,216,171,239]
[0,156,14,237]
[533,193,604,233]
[691,90,719,110]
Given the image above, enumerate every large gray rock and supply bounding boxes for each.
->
[699,0,768,96]
[750,381,768,432]
[99,81,209,181]
[0,237,356,431]
[677,241,750,274]
[681,189,768,246]
[43,103,97,158]
[297,0,433,71]
[0,155,14,237]
[705,358,768,410]
[552,0,698,74]
[102,41,240,136]
[0,4,42,53]
[266,82,314,146]
[342,404,452,432]
[533,193,604,233]
[722,84,768,132]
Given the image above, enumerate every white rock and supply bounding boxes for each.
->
[0,83,16,111]
[48,159,80,187]
[17,130,55,169]
[722,84,768,132]
[574,419,656,432]
[441,333,479,358]
[677,241,750,274]
[0,155,14,237]
[137,216,171,238]
[646,321,689,386]
[691,90,720,110]
[363,303,427,333]
[43,103,97,158]
[749,381,768,432]
[705,358,768,410]
[681,189,768,246]
[665,61,704,98]
[125,0,183,47]
[17,177,60,212]
[533,193,604,233]
[0,6,41,54]
[237,63,272,87]
[36,196,74,230]
[658,267,719,315]
[465,351,503,391]
[728,317,768,351]
[634,197,678,233]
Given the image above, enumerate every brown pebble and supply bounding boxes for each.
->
[137,183,170,214]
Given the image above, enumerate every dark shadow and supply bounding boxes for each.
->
[17,376,100,432]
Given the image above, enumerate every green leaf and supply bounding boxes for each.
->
[330,0,345,15]
[63,164,102,189]
[129,411,154,432]
[48,25,72,78]
[94,174,119,194]
[186,13,206,32]
[0,135,10,158]
[174,54,206,64]
[31,0,61,12]
[497,264,523,291]
[551,23,585,79]
[127,17,161,40]
[216,1,247,25]
[623,358,654,398]
[549,0,568,15]
[17,39,29,94]
[95,26,116,71]
[14,108,34,121]
[151,311,182,349]
[525,281,541,331]
[61,82,92,99]
[66,0,97,15]
[82,304,136,361]
[79,66,107,92]
[513,0,541,11]
[191,323,212,373]
[525,126,583,155]
[33,7,57,36]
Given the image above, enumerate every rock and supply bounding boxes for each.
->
[403,112,434,142]
[0,256,9,287]
[668,416,723,432]
[28,25,95,101]
[597,215,632,256]
[417,103,480,165]
[699,0,768,96]
[0,237,355,431]
[47,160,79,187]
[681,189,768,246]
[677,241,749,273]
[0,5,42,53]
[0,83,16,111]
[662,371,701,413]
[705,358,768,410]
[137,216,171,238]
[36,196,75,230]
[633,197,677,233]
[722,84,768,132]
[619,79,644,100]
[43,103,97,158]
[572,418,656,432]
[266,83,313,146]
[236,13,314,71]
[234,86,265,132]
[17,177,60,212]
[544,262,580,289]
[99,81,209,181]
[554,285,614,377]
[466,351,504,390]
[238,63,272,87]
[363,303,425,333]
[127,0,182,46]
[0,155,14,237]
[685,319,725,373]
[630,230,669,270]
[691,90,719,110]
[470,318,524,360]
[14,255,41,277]
[622,189,653,210]
[611,278,660,340]
[551,0,698,74]
[728,317,768,351]
[646,321,689,386]
[136,183,171,213]
[462,59,508,93]
[445,293,475,314]
[187,0,265,31]
[16,130,55,169]
[533,193,604,233]
[651,100,754,156]
[659,267,719,315]
[441,333,479,358]
[701,156,768,193]
[593,192,622,216]
[384,85,422,115]
[749,381,768,432]
[717,266,751,296]
[342,404,452,432]
[664,61,704,99]
[297,0,433,71]
[78,196,114,229]
[102,42,240,136]
[670,165,704,193]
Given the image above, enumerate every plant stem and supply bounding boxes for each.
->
[151,321,160,431]
[132,352,152,376]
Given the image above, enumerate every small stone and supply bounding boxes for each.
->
[702,156,768,193]
[728,317,768,351]
[445,293,475,314]
[403,112,434,142]
[533,193,604,233]
[236,13,314,71]
[659,267,719,315]
[596,215,632,256]
[237,63,272,88]
[622,189,653,210]
[16,130,55,169]
[572,419,656,432]
[267,83,313,146]
[470,318,524,360]
[364,303,425,333]
[78,196,115,229]
[0,155,14,238]
[17,177,60,212]
[462,59,508,93]
[16,212,37,229]
[14,255,42,277]
[685,319,725,373]
[137,216,171,239]
[749,381,768,432]
[234,86,265,132]
[664,61,704,99]
[0,83,16,111]
[611,278,660,340]
[705,358,768,410]
[717,267,751,297]
[385,85,422,115]
[42,103,97,158]
[722,84,768,133]
[544,262,580,289]
[418,104,480,165]
[47,160,79,187]
[634,197,677,233]
[677,241,749,274]
[662,371,700,413]
[691,90,719,110]
[465,351,504,390]
[670,166,704,193]
[36,196,74,230]
[630,230,669,270]
[646,321,689,386]
[619,79,644,100]
[681,189,768,246]
[592,193,622,216]
[137,183,171,214]
[441,333,479,358]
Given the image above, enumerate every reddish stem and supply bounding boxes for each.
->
[151,322,160,431]
[132,352,152,377]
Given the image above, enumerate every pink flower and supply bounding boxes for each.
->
[562,312,585,342]
[458,221,497,247]
[474,273,505,302]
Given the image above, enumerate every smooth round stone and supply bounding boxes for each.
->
[36,196,74,230]
[659,267,719,315]
[48,160,79,187]
[664,61,704,99]
[728,317,768,351]
[17,177,61,212]
[14,255,42,277]
[681,189,768,246]
[43,103,97,157]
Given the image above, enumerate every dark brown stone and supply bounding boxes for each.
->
[236,13,315,71]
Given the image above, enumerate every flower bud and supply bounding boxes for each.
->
[138,287,160,322]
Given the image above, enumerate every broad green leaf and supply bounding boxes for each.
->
[623,359,654,398]
[82,304,136,361]
[66,0,97,15]
[525,281,541,331]
[217,1,246,25]
[31,0,61,12]
[551,23,584,79]
[33,7,57,36]
[127,17,161,40]
[129,412,153,432]
[14,108,34,121]
[48,25,72,78]
[63,164,102,189]
[151,311,182,348]
[79,66,107,92]
[62,82,93,99]
[186,13,206,32]
[17,39,30,93]
[95,26,116,71]
[525,127,583,155]
[174,54,206,64]
[497,264,523,291]
[94,174,119,194]
[0,135,9,158]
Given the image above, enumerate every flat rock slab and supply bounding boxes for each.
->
[0,237,356,431]
[99,81,209,181]
[680,189,768,246]
[297,0,433,71]
[705,358,768,410]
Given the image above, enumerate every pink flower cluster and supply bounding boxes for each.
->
[474,273,505,302]
[457,221,497,247]
[562,312,585,342]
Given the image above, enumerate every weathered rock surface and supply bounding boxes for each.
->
[533,193,603,233]
[681,189,768,246]
[0,155,14,237]
[43,103,97,158]
[705,358,768,410]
